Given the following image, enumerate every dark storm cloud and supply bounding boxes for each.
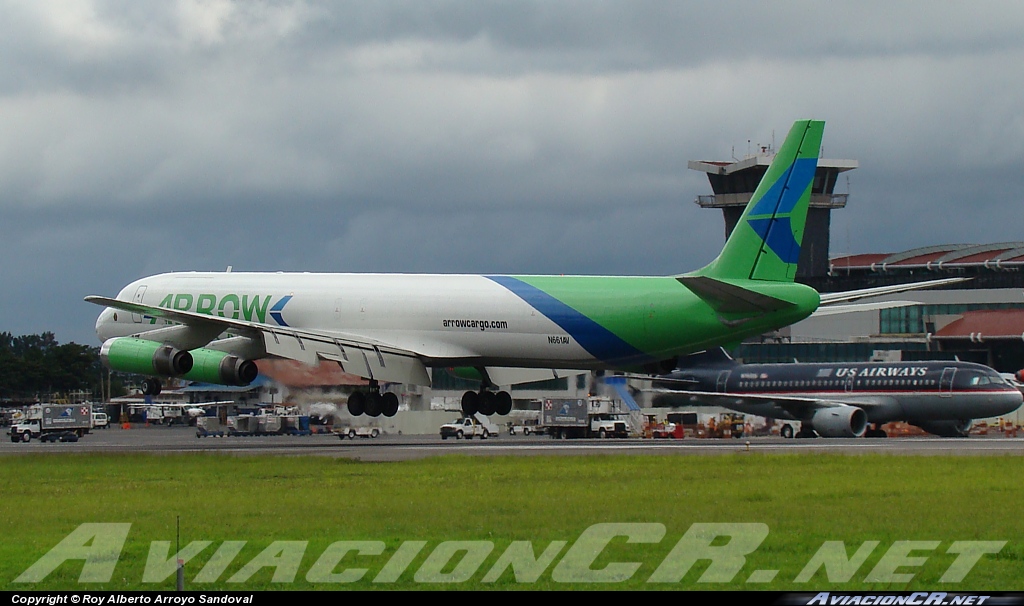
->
[3,1,1024,343]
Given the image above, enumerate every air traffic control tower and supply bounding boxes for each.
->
[690,148,857,278]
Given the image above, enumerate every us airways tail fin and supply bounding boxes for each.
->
[694,119,824,282]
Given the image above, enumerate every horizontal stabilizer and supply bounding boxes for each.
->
[676,276,796,315]
[818,277,969,305]
[811,300,920,317]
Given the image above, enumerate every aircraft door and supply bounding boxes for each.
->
[844,373,855,393]
[716,371,731,393]
[131,286,147,323]
[939,367,956,397]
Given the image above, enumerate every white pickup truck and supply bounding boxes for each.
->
[440,415,499,440]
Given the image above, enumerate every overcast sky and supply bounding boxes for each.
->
[3,1,1024,345]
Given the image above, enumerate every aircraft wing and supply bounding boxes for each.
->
[84,295,432,385]
[652,388,890,422]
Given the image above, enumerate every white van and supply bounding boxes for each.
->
[91,412,110,429]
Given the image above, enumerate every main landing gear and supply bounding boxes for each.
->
[460,389,513,416]
[864,423,888,438]
[347,380,400,418]
[142,378,162,396]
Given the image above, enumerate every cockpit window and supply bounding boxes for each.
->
[958,370,1001,388]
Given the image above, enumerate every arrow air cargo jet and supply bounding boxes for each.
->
[87,120,828,418]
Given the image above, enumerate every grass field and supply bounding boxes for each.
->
[1,452,1022,590]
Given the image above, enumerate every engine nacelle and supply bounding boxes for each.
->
[811,405,867,438]
[913,419,972,438]
[447,367,484,382]
[183,348,259,386]
[100,337,193,377]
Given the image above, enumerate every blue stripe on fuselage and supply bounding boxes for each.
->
[486,275,654,366]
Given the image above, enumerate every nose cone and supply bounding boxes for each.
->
[985,388,1024,418]
[95,307,116,342]
[1005,389,1024,415]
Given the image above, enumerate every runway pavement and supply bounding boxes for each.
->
[3,424,1023,461]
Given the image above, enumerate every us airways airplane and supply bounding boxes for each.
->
[85,119,949,420]
[650,348,1024,438]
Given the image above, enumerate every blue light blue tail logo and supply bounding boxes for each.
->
[745,157,817,264]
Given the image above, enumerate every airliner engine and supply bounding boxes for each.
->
[185,348,259,386]
[810,405,867,438]
[101,337,193,377]
[100,337,258,386]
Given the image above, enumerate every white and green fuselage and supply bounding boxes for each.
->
[97,272,819,373]
[91,120,826,389]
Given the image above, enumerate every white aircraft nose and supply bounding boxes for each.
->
[95,307,116,342]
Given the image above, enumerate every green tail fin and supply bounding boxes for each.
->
[694,119,824,282]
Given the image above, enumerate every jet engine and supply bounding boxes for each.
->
[810,405,867,438]
[100,337,193,376]
[913,419,972,438]
[183,348,259,386]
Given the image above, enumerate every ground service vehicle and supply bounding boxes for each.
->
[440,414,499,440]
[507,419,545,436]
[706,413,746,438]
[541,396,630,439]
[9,405,92,442]
[645,413,692,439]
[337,426,381,439]
[92,411,109,429]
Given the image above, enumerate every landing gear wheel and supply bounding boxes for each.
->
[382,392,400,417]
[364,392,383,417]
[495,391,513,416]
[461,391,479,416]
[865,425,888,438]
[477,391,496,416]
[796,426,817,439]
[780,424,794,439]
[142,378,162,396]
[348,392,366,416]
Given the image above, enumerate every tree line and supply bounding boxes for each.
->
[0,332,125,402]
